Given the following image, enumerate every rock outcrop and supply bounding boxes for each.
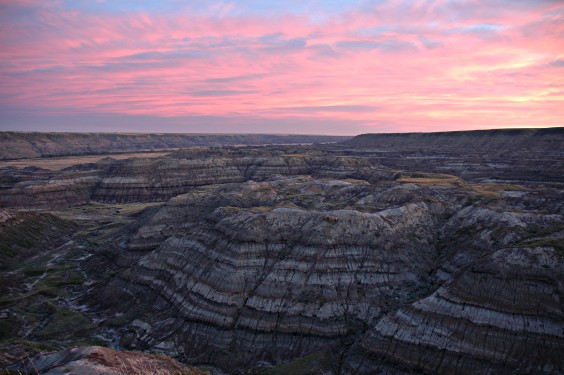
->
[5,345,207,375]
[0,154,396,209]
[349,246,564,375]
[85,169,562,373]
[0,165,101,209]
[0,132,349,160]
[89,178,452,369]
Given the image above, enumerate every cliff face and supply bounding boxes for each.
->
[93,155,396,203]
[338,127,564,184]
[0,154,396,209]
[352,246,563,375]
[0,166,101,209]
[343,128,563,150]
[0,132,349,160]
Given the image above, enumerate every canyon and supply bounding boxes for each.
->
[0,132,348,160]
[0,129,563,374]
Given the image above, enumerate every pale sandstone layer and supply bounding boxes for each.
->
[6,345,206,375]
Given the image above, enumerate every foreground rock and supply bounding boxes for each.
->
[5,345,207,375]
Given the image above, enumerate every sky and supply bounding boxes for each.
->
[0,0,562,135]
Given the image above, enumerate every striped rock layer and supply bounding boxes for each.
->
[351,246,564,375]
[93,178,453,368]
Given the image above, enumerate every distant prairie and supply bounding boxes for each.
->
[0,151,172,171]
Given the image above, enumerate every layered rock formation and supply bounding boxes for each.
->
[0,165,100,209]
[0,132,348,160]
[91,179,453,369]
[338,127,564,183]
[1,129,562,374]
[344,128,563,150]
[87,169,562,373]
[434,204,562,282]
[0,208,76,271]
[350,246,564,375]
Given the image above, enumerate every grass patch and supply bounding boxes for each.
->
[516,238,564,256]
[249,206,273,213]
[0,213,76,271]
[0,319,20,342]
[0,288,55,305]
[37,308,96,338]
[0,151,170,170]
[398,172,461,186]
[38,269,85,288]
[12,339,58,352]
[466,182,528,199]
[341,178,369,185]
[36,286,66,298]
[104,305,146,327]
[527,224,564,237]
[22,267,47,277]
[252,350,336,375]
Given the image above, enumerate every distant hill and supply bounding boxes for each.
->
[342,127,564,150]
[0,132,350,160]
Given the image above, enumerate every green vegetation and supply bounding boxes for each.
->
[516,238,564,257]
[466,182,528,200]
[252,350,336,375]
[398,172,461,186]
[250,206,274,213]
[105,306,145,327]
[517,224,564,256]
[0,319,20,342]
[527,224,564,237]
[12,339,58,352]
[37,308,96,338]
[0,213,76,271]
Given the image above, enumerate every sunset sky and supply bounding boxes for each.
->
[0,0,562,135]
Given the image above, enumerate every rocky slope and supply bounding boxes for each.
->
[0,208,76,272]
[0,132,348,160]
[90,178,455,369]
[338,127,564,183]
[348,246,563,375]
[85,167,562,373]
[5,345,207,374]
[0,153,396,209]
[0,165,101,209]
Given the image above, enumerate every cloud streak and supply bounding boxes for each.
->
[0,0,562,134]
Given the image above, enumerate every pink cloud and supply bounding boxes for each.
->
[0,0,562,134]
